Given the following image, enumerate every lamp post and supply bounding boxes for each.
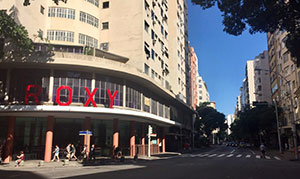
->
[273,99,282,153]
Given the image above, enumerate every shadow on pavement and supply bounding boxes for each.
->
[0,170,47,179]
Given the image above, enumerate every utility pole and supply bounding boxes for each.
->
[148,125,152,157]
[273,99,282,153]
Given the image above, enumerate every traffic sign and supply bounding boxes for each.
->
[79,130,93,136]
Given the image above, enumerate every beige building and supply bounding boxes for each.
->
[268,30,300,149]
[197,75,210,104]
[242,51,272,108]
[0,0,194,163]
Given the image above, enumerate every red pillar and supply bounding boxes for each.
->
[84,117,91,154]
[162,128,166,153]
[113,119,119,153]
[141,124,145,156]
[3,116,16,163]
[157,128,160,153]
[44,116,54,162]
[130,121,135,157]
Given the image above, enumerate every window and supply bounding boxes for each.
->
[152,70,155,79]
[48,7,75,19]
[151,49,155,60]
[144,64,149,75]
[283,52,289,63]
[85,0,99,7]
[144,21,149,32]
[78,33,98,48]
[40,5,45,14]
[161,25,164,35]
[79,11,99,27]
[103,1,109,8]
[144,42,150,59]
[102,22,109,30]
[47,30,74,42]
[126,85,141,109]
[258,85,262,91]
[100,42,109,51]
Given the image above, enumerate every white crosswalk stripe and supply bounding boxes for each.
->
[217,154,225,157]
[236,154,242,158]
[274,156,281,160]
[208,154,217,157]
[200,154,209,157]
[256,155,261,159]
[226,154,234,158]
[246,155,251,158]
[265,156,271,159]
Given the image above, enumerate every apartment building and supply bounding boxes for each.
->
[188,46,198,110]
[242,51,272,108]
[268,31,300,149]
[197,75,210,104]
[0,0,194,163]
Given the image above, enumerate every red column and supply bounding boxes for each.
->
[130,121,135,157]
[44,116,54,162]
[84,117,91,154]
[3,116,16,163]
[157,128,160,153]
[141,124,145,156]
[162,128,166,153]
[113,119,119,153]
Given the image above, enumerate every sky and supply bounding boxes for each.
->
[187,1,268,116]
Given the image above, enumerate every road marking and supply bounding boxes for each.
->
[274,156,281,160]
[227,154,234,158]
[256,155,261,159]
[265,156,271,159]
[236,154,242,158]
[230,149,236,154]
[217,154,225,157]
[249,149,255,155]
[246,155,251,158]
[208,154,217,157]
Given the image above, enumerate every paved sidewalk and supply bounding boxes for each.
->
[0,152,181,170]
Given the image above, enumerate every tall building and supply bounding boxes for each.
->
[197,75,210,104]
[0,0,194,163]
[188,46,198,110]
[268,30,300,149]
[226,114,235,135]
[242,51,272,108]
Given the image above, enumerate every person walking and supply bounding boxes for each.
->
[15,151,25,167]
[52,145,60,162]
[81,144,88,160]
[90,144,96,160]
[65,144,71,160]
[70,144,78,161]
[260,143,266,158]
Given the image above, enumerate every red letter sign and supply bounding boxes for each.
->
[25,84,42,105]
[56,86,72,106]
[84,87,98,107]
[107,89,118,108]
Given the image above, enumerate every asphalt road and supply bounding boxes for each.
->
[1,146,300,179]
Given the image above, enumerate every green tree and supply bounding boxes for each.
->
[230,105,278,147]
[195,103,228,142]
[192,0,300,66]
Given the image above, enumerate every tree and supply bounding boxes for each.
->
[191,0,300,66]
[195,103,228,143]
[230,105,278,147]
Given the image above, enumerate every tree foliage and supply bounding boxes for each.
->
[192,0,300,66]
[195,103,227,140]
[230,105,279,147]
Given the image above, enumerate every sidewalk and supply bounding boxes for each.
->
[0,152,181,170]
[267,149,299,161]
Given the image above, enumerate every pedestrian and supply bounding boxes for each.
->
[0,138,5,164]
[70,144,78,161]
[65,144,71,160]
[90,144,96,160]
[260,143,266,158]
[81,144,87,160]
[15,151,25,167]
[52,145,60,162]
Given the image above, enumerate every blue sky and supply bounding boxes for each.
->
[187,2,268,116]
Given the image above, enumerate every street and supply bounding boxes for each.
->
[1,146,300,179]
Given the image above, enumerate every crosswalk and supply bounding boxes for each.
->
[181,153,281,161]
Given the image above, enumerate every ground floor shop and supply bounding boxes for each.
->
[0,114,169,163]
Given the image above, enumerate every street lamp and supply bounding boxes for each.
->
[273,99,282,154]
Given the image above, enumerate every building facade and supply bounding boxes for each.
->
[188,46,198,110]
[0,0,194,163]
[267,31,300,150]
[242,51,272,108]
[197,75,210,104]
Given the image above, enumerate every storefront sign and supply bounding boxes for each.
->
[25,85,118,108]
